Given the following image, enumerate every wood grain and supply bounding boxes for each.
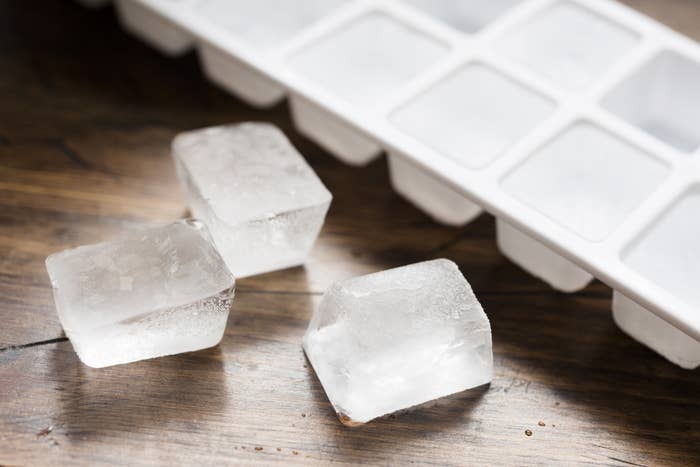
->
[2,1,700,465]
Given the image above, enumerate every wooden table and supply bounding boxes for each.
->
[2,1,700,465]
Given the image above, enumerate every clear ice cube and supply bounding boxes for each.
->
[173,123,332,278]
[45,220,235,368]
[303,259,492,426]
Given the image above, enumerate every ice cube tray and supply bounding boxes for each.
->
[91,0,700,367]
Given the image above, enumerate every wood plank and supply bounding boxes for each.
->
[2,0,700,465]
[3,290,700,466]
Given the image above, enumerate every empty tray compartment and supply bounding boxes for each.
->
[387,154,482,226]
[495,1,639,90]
[401,0,522,34]
[617,186,700,368]
[602,50,700,153]
[287,11,449,165]
[115,0,193,56]
[501,122,669,291]
[390,62,555,170]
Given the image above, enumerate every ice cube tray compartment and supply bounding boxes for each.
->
[287,10,450,164]
[602,50,700,153]
[402,0,524,34]
[494,1,641,90]
[389,63,557,170]
[87,0,700,367]
[501,122,670,242]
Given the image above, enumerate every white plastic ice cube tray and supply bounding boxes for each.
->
[96,0,700,363]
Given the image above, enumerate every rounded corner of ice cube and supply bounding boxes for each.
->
[318,185,333,205]
[205,326,228,350]
[246,121,283,135]
[176,217,200,230]
[214,264,237,295]
[178,218,216,245]
[324,279,348,299]
[218,280,237,303]
[301,333,311,352]
[44,251,62,277]
[336,411,368,428]
[432,257,460,272]
[171,130,193,153]
[44,245,90,286]
[76,353,110,369]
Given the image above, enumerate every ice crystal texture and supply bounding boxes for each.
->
[173,123,332,278]
[45,220,235,368]
[303,259,492,425]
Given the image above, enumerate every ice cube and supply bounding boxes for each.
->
[173,123,332,278]
[45,220,235,368]
[303,259,492,426]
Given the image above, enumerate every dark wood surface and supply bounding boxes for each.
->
[2,1,700,465]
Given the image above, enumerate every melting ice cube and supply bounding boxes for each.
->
[173,122,332,278]
[303,259,492,425]
[45,220,235,368]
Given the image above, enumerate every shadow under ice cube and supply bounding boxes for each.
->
[303,259,492,426]
[45,220,235,368]
[173,123,332,278]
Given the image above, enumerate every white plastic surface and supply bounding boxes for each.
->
[496,220,592,292]
[199,43,285,107]
[621,186,700,313]
[290,95,381,165]
[390,63,556,170]
[494,2,639,90]
[388,153,482,226]
[87,0,700,366]
[403,0,523,34]
[603,50,700,153]
[115,0,193,56]
[613,293,700,369]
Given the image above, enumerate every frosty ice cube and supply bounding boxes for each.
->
[173,123,332,278]
[45,220,235,368]
[303,259,492,426]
